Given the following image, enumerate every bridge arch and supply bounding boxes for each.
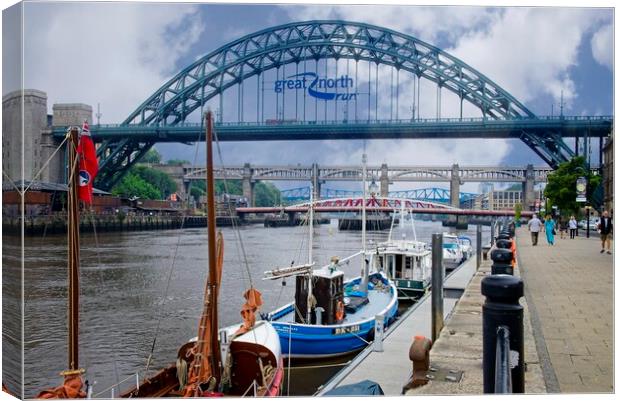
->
[460,169,524,181]
[390,169,450,181]
[125,20,534,127]
[96,20,585,190]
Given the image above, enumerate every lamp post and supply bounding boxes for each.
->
[368,179,379,197]
[585,205,592,238]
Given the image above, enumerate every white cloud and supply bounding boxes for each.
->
[591,23,613,69]
[22,2,205,123]
[449,8,607,107]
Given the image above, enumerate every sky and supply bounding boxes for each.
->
[2,1,615,192]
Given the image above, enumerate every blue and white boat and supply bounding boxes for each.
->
[265,262,398,358]
[264,154,398,359]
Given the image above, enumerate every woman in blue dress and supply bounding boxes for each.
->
[544,215,556,245]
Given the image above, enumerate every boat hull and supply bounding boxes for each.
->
[268,273,398,359]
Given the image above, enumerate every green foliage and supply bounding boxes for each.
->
[254,181,281,207]
[141,148,162,164]
[215,180,242,196]
[167,159,190,165]
[132,165,177,198]
[544,156,602,216]
[111,172,161,199]
[186,179,281,206]
[514,202,522,221]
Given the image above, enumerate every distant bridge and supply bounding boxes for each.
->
[235,196,533,218]
[280,186,478,204]
[157,162,548,210]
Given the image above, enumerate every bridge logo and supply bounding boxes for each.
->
[274,72,357,101]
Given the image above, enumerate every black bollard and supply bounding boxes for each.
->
[482,275,524,393]
[495,239,513,249]
[490,247,514,275]
[490,248,513,263]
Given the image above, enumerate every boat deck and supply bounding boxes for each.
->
[273,288,394,325]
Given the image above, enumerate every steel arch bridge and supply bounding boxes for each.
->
[280,186,477,203]
[89,20,612,190]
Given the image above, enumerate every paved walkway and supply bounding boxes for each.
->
[405,257,545,395]
[516,226,614,393]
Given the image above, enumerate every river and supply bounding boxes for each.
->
[2,218,489,397]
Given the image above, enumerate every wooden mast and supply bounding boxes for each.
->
[205,110,222,385]
[67,127,80,371]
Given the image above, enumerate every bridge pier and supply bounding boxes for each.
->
[446,164,462,227]
[311,163,321,200]
[380,163,390,197]
[450,164,461,208]
[522,164,535,212]
[242,163,255,206]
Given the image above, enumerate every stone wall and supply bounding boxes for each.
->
[2,89,48,182]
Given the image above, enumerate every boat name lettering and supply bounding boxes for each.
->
[333,325,360,335]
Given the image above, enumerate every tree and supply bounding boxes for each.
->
[167,159,190,166]
[132,165,177,198]
[514,202,522,222]
[254,182,281,206]
[111,172,161,199]
[141,148,162,164]
[544,156,601,216]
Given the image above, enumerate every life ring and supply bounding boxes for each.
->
[335,300,344,321]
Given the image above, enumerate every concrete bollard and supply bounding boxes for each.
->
[482,275,524,393]
[374,313,385,352]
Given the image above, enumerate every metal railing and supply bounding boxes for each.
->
[494,326,512,393]
[51,115,613,130]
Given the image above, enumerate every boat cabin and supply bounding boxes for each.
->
[295,268,345,325]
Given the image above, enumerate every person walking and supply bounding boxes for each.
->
[527,214,543,246]
[598,210,613,254]
[569,215,578,239]
[544,215,556,245]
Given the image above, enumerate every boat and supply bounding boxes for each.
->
[457,236,473,260]
[442,233,464,272]
[367,206,432,300]
[120,110,283,397]
[36,123,97,398]
[264,154,399,359]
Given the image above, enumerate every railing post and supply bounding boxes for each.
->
[431,233,444,343]
[374,312,385,352]
[476,224,482,271]
[482,275,524,393]
[494,326,513,393]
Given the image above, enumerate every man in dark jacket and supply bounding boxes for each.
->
[598,210,613,254]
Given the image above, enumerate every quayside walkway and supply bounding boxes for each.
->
[516,226,614,393]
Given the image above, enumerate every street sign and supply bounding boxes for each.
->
[576,176,587,202]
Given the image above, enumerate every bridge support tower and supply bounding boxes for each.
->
[311,163,321,200]
[380,163,390,197]
[242,163,255,206]
[450,164,461,208]
[522,164,535,212]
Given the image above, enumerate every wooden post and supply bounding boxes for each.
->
[67,128,80,371]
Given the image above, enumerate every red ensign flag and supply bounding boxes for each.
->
[77,121,99,204]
